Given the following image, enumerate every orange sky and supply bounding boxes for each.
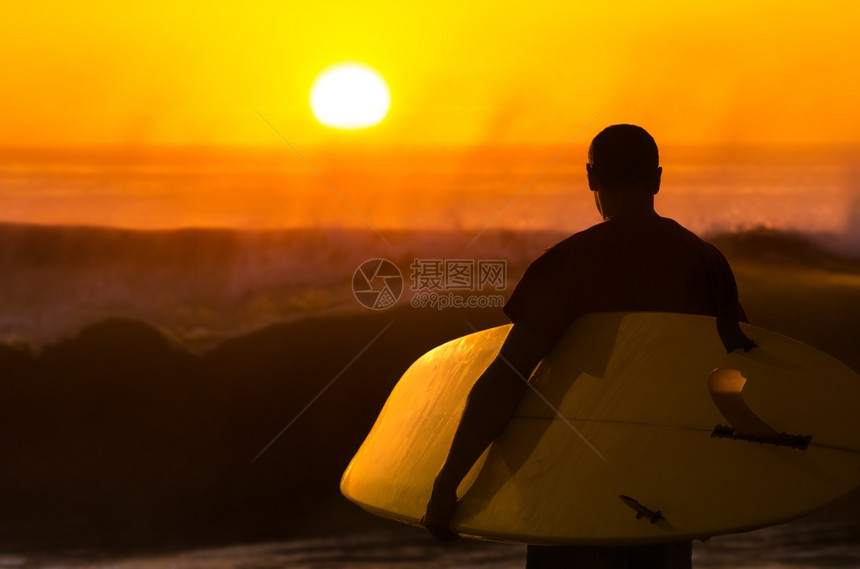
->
[1,2,859,233]
[2,1,859,147]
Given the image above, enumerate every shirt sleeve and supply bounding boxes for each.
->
[704,241,749,323]
[503,245,575,345]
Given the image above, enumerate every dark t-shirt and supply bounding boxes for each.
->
[504,213,745,342]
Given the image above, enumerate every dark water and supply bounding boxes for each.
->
[2,514,859,569]
[1,223,857,351]
[0,224,558,350]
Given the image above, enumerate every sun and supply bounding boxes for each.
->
[310,62,390,129]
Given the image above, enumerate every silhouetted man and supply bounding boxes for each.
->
[422,124,747,568]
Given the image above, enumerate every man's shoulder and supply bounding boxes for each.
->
[537,225,597,262]
[545,215,725,258]
[549,215,689,246]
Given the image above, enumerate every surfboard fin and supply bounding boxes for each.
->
[619,495,664,524]
[717,312,757,353]
[708,368,812,450]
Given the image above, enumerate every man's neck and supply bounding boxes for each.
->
[600,200,657,220]
[594,187,657,220]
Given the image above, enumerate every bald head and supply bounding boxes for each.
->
[587,124,660,191]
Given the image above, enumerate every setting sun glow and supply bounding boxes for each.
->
[1,2,859,232]
[310,63,390,129]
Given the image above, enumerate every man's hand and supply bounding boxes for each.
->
[420,480,461,542]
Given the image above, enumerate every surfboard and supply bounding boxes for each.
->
[340,312,860,545]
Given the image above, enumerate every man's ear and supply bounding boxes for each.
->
[653,166,663,196]
[586,164,599,191]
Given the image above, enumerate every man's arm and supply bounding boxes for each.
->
[421,322,556,541]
